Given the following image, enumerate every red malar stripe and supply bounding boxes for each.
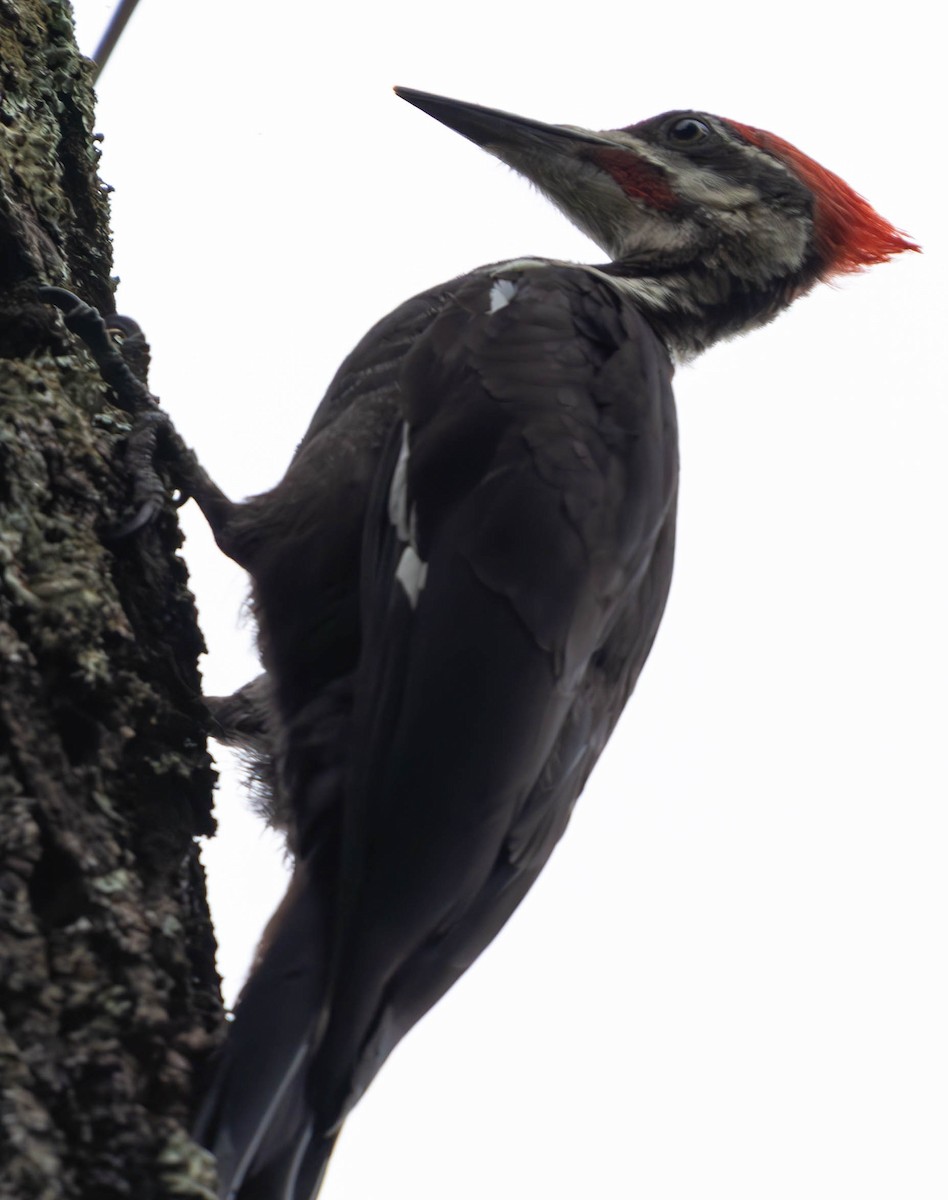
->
[590,147,679,212]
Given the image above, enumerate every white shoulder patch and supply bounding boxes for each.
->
[488,278,519,313]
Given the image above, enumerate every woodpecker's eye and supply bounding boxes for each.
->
[667,117,711,146]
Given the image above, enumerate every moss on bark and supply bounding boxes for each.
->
[1,4,224,1197]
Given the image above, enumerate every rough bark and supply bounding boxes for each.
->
[0,3,223,1197]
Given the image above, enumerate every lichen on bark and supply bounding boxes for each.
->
[1,4,224,1197]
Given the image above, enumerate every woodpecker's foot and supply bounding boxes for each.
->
[39,287,153,413]
[205,678,282,837]
[104,404,240,548]
[103,312,152,389]
[41,287,243,555]
[103,409,174,541]
[41,287,170,539]
[205,676,274,750]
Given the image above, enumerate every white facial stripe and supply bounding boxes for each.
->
[724,133,799,182]
[600,128,811,276]
[669,168,759,208]
[670,143,793,210]
[599,123,797,212]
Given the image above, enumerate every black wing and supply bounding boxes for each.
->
[198,263,677,1200]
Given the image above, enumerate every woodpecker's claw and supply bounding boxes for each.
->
[101,414,210,543]
[100,411,173,542]
[105,502,162,542]
[103,313,145,344]
[41,286,176,540]
[42,285,244,560]
[39,285,102,331]
[40,286,154,413]
[39,288,142,345]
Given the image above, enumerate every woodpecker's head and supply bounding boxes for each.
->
[395,88,917,357]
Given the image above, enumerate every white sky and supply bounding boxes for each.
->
[70,3,946,1198]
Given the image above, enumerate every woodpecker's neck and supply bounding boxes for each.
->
[597,255,812,362]
[482,255,812,362]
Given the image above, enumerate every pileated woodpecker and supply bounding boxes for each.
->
[173,89,913,1198]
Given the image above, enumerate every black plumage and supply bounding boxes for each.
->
[182,90,912,1199]
[196,264,677,1199]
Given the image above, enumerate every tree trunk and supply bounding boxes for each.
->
[0,4,223,1197]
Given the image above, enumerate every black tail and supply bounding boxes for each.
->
[194,863,337,1200]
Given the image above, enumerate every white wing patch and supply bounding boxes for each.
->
[387,423,411,541]
[488,279,518,313]
[388,421,428,607]
[395,546,428,609]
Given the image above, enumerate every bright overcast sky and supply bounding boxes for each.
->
[70,3,945,1198]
